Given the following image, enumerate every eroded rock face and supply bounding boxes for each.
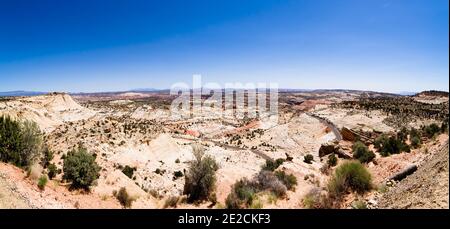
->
[318,143,338,157]
[340,127,356,141]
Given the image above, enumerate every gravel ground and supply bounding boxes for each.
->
[378,140,449,209]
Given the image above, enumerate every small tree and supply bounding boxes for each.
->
[0,116,23,165]
[352,141,375,163]
[327,154,338,167]
[18,120,43,167]
[63,147,100,190]
[40,145,54,168]
[183,144,219,203]
[0,116,43,167]
[47,163,57,180]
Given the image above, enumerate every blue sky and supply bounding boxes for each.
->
[0,0,448,93]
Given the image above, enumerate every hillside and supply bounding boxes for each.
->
[0,92,95,132]
[378,140,449,209]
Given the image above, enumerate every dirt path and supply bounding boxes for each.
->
[306,112,342,141]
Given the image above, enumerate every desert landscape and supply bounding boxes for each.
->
[1,89,448,209]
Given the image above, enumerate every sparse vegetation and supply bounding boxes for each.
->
[47,163,57,180]
[410,128,422,148]
[274,170,297,191]
[173,170,183,180]
[183,144,219,203]
[256,170,287,198]
[63,147,101,190]
[225,178,257,209]
[327,161,372,197]
[121,165,137,179]
[40,145,53,168]
[352,141,375,163]
[163,196,180,208]
[0,116,43,167]
[423,123,441,139]
[261,158,285,171]
[327,154,338,167]
[302,188,330,209]
[375,134,409,156]
[303,154,314,164]
[225,169,296,209]
[37,175,48,190]
[115,187,135,208]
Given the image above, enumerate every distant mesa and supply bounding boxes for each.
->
[415,90,449,97]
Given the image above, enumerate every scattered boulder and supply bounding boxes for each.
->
[319,142,353,159]
[318,143,337,157]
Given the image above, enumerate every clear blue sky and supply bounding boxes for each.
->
[0,0,448,93]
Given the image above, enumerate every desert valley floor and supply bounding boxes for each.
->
[0,90,448,209]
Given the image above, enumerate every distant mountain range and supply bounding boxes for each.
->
[0,91,47,97]
[0,89,447,97]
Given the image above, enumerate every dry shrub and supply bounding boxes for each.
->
[163,196,180,209]
[115,187,135,208]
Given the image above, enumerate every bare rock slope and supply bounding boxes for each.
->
[379,140,449,209]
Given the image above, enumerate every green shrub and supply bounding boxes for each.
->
[274,170,297,191]
[40,145,53,168]
[115,187,134,208]
[47,163,57,180]
[183,144,219,203]
[173,170,183,180]
[121,165,136,179]
[352,141,375,163]
[327,154,338,167]
[303,189,320,209]
[410,128,422,148]
[255,170,286,198]
[327,161,372,197]
[303,154,314,164]
[63,147,101,190]
[262,158,285,171]
[397,127,409,142]
[18,120,43,167]
[375,135,408,156]
[423,123,441,138]
[38,175,48,190]
[225,178,257,209]
[0,116,43,167]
